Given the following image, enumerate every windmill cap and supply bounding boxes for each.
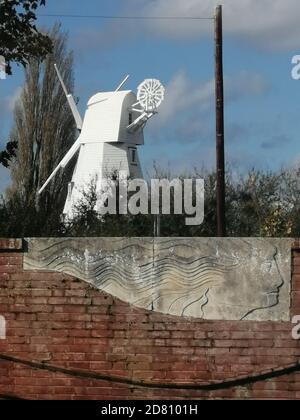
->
[87,90,133,107]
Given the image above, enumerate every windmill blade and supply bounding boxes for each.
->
[115,75,130,92]
[38,136,82,195]
[54,64,83,131]
[66,95,83,131]
[38,165,61,195]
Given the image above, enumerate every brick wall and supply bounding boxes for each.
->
[0,239,300,400]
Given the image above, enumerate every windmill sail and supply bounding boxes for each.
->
[115,75,130,92]
[38,136,82,194]
[54,64,83,131]
[38,65,84,195]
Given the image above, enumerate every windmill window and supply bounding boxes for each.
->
[129,112,133,125]
[129,148,137,165]
[67,182,74,201]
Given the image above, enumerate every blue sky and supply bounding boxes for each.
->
[1,0,300,193]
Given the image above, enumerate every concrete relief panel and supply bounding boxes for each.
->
[152,238,291,321]
[24,238,292,321]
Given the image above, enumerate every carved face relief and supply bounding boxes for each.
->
[200,242,284,320]
[24,238,291,322]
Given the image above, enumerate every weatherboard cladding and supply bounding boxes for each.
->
[63,143,143,216]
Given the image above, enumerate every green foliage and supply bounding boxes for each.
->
[0,0,53,168]
[1,167,300,238]
[0,0,52,74]
[0,141,17,168]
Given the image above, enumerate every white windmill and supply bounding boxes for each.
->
[38,66,165,219]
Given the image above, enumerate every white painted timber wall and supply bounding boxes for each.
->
[62,89,145,218]
[63,143,143,217]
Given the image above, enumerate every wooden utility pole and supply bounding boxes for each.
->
[154,215,161,237]
[215,5,226,237]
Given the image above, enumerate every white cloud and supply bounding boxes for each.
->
[0,87,20,194]
[125,0,300,50]
[0,85,21,118]
[6,86,22,112]
[155,71,214,126]
[0,86,21,142]
[151,70,269,137]
[225,71,270,100]
[0,166,10,195]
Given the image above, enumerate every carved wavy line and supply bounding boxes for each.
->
[181,293,209,317]
[95,265,231,283]
[93,269,228,286]
[91,258,238,279]
[27,241,154,266]
[99,275,220,297]
[46,261,231,290]
[133,279,221,309]
[96,275,152,289]
[56,256,236,282]
[27,250,240,284]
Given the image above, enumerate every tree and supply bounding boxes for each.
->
[5,24,77,234]
[2,162,300,237]
[0,140,17,167]
[0,0,52,75]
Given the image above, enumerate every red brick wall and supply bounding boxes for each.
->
[0,239,300,400]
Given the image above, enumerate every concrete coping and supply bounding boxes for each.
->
[1,237,300,251]
[0,239,23,251]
